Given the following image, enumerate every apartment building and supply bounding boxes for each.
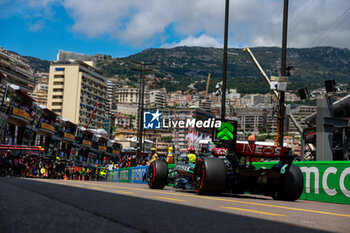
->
[243,93,274,106]
[236,106,281,133]
[113,113,130,129]
[106,77,120,115]
[0,47,34,95]
[31,76,48,106]
[289,105,317,134]
[171,108,215,151]
[47,60,107,129]
[149,88,166,109]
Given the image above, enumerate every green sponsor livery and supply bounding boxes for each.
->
[253,161,350,205]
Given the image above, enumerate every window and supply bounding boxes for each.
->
[55,67,65,71]
[53,95,63,99]
[53,88,64,92]
[52,109,62,113]
[54,82,64,85]
[52,102,62,106]
[54,75,64,78]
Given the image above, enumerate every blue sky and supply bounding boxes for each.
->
[0,0,349,61]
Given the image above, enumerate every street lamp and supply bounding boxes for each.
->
[127,60,161,159]
[221,0,230,120]
[278,0,289,147]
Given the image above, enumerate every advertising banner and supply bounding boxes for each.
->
[41,123,55,132]
[12,107,30,121]
[64,132,75,140]
[131,166,148,184]
[119,168,130,183]
[253,161,350,205]
[107,169,120,182]
[113,169,120,182]
[82,140,92,147]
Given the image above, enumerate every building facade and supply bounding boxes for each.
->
[289,105,317,133]
[171,108,215,151]
[31,76,48,106]
[0,47,34,95]
[149,89,166,109]
[106,77,120,115]
[113,113,130,129]
[47,61,107,129]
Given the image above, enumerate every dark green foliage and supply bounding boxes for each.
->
[26,46,350,94]
[24,56,50,72]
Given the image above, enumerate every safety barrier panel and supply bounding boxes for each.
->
[119,168,131,183]
[131,166,148,184]
[107,162,350,204]
[107,169,120,182]
[253,161,350,205]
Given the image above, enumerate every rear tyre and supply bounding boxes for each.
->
[193,157,226,195]
[274,164,304,201]
[148,160,168,189]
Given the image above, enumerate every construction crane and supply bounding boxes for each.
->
[145,74,160,89]
[243,47,302,145]
[187,81,199,90]
[85,102,99,129]
[204,72,211,100]
[184,89,191,95]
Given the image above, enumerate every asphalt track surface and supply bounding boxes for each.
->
[1,177,349,233]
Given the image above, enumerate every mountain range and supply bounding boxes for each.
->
[24,46,350,94]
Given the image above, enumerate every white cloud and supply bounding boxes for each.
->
[28,20,45,31]
[4,0,350,48]
[161,34,222,48]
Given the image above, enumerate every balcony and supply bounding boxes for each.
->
[62,132,75,144]
[7,106,30,127]
[37,122,55,136]
[81,139,92,148]
[98,145,107,152]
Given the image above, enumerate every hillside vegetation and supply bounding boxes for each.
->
[27,46,350,94]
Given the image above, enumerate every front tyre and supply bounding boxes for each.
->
[193,157,226,195]
[148,160,168,189]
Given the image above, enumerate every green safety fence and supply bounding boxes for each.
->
[119,167,131,183]
[253,161,350,205]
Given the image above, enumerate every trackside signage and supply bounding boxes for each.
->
[253,161,350,204]
[131,166,148,184]
[119,168,130,183]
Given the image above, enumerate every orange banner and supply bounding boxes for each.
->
[41,123,55,132]
[98,145,107,151]
[82,140,92,147]
[112,150,120,154]
[12,107,30,121]
[64,132,75,140]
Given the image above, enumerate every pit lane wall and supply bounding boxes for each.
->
[107,164,176,185]
[253,161,350,205]
[107,162,350,205]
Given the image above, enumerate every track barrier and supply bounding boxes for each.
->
[107,161,350,205]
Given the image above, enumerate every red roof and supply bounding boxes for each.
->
[114,113,129,118]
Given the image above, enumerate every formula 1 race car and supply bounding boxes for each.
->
[147,121,304,201]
